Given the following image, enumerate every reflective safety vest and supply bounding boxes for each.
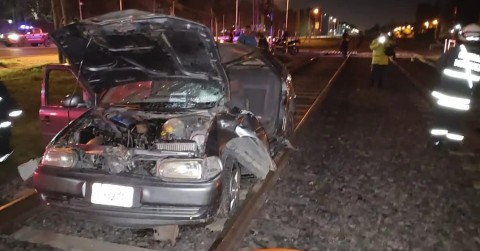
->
[432,44,480,111]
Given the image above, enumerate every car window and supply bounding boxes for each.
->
[46,70,83,106]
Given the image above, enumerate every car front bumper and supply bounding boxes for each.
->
[33,166,222,227]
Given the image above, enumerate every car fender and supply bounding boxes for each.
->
[206,111,274,180]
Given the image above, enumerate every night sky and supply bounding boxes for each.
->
[276,0,439,30]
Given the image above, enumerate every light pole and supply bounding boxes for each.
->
[285,0,290,29]
[313,8,319,35]
[432,19,439,40]
[119,0,123,10]
[78,0,83,20]
[235,0,239,30]
[333,18,337,35]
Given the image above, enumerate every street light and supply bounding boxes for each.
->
[432,19,439,26]
[308,8,320,36]
[424,21,429,29]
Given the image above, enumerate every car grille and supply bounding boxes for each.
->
[156,142,197,152]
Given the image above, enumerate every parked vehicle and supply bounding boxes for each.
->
[0,25,50,47]
[33,10,295,228]
[270,37,300,55]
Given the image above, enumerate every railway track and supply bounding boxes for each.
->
[392,58,480,190]
[0,54,351,251]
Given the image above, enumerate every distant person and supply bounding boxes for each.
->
[0,81,21,162]
[281,29,290,42]
[369,30,393,88]
[237,25,257,47]
[257,32,269,50]
[228,27,235,43]
[429,23,480,148]
[340,31,349,57]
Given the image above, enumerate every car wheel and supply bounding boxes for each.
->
[43,39,51,47]
[218,158,241,218]
[31,43,38,47]
[289,46,299,55]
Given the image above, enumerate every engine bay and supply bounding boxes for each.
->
[52,107,213,176]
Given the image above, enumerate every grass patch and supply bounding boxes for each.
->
[0,55,58,77]
[0,67,46,184]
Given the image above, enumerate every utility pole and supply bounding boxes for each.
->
[119,0,123,11]
[60,0,67,26]
[285,0,289,29]
[235,0,239,30]
[78,0,83,20]
[252,0,255,29]
[171,0,175,16]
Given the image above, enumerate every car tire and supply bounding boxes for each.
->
[31,43,38,47]
[43,39,51,47]
[217,157,241,218]
[289,46,299,55]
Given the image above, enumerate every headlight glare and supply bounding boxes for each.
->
[9,110,23,117]
[0,121,12,128]
[41,148,77,168]
[7,33,19,40]
[157,159,203,180]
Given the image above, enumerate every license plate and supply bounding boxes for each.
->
[91,183,134,208]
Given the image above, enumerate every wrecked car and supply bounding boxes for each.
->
[33,10,295,228]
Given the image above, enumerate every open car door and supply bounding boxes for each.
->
[39,64,94,145]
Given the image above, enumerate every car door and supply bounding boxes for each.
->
[39,65,92,145]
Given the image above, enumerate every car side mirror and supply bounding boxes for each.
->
[61,95,85,108]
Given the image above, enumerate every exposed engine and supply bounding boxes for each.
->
[52,107,212,175]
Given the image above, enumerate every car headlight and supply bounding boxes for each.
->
[0,121,12,128]
[157,159,203,180]
[156,156,222,181]
[9,110,22,117]
[41,148,77,168]
[7,33,20,41]
[0,34,4,39]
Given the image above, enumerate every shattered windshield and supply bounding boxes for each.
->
[101,78,223,108]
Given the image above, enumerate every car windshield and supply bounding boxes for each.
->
[101,78,223,109]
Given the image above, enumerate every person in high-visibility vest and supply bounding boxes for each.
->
[430,23,480,147]
[369,30,394,88]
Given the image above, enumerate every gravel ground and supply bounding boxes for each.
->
[240,58,480,250]
[0,178,33,206]
[0,235,63,251]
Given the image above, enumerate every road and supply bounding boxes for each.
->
[0,47,57,59]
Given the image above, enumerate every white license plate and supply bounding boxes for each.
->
[91,183,134,208]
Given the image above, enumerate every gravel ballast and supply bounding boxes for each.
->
[240,58,480,250]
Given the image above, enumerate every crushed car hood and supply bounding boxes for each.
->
[50,10,228,93]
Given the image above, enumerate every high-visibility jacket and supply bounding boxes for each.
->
[369,35,392,65]
[433,43,480,110]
